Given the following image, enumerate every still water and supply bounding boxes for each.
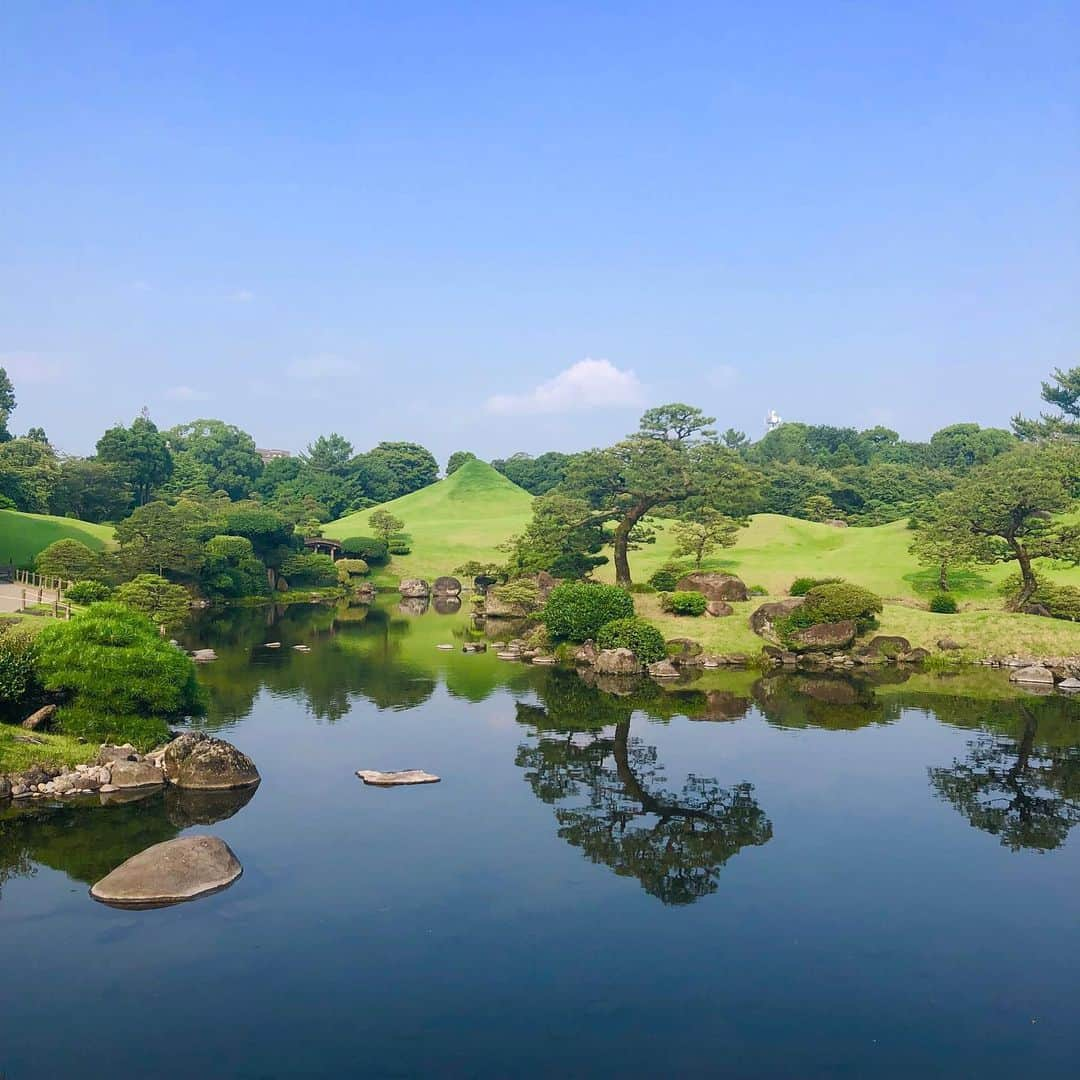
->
[3,599,1080,1078]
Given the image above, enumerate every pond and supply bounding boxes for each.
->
[3,599,1080,1078]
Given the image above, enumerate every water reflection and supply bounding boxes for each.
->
[516,670,772,905]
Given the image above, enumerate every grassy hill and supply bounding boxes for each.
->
[323,458,534,583]
[0,509,114,567]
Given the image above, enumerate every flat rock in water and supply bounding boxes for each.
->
[1010,665,1055,685]
[110,759,166,789]
[436,644,454,650]
[356,769,440,786]
[1057,677,1080,692]
[191,649,218,662]
[90,835,242,908]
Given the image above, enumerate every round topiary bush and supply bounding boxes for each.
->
[929,592,959,614]
[647,563,687,593]
[542,582,634,642]
[782,582,883,636]
[339,536,389,563]
[660,591,708,616]
[65,579,111,604]
[790,576,844,597]
[596,616,666,664]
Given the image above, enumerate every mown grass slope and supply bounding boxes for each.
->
[324,458,534,583]
[0,509,114,568]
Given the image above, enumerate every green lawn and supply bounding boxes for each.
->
[0,509,113,567]
[0,725,97,774]
[324,459,534,584]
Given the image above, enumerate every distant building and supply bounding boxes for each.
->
[765,409,783,433]
[257,448,292,464]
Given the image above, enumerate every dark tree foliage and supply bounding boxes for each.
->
[95,415,173,507]
[302,433,354,475]
[49,456,130,522]
[1013,365,1080,441]
[446,450,477,475]
[491,451,575,495]
[0,366,15,442]
[349,441,438,502]
[164,419,264,500]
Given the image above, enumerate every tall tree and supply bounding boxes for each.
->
[1013,365,1080,441]
[351,441,438,501]
[302,433,354,475]
[445,450,477,475]
[916,446,1080,608]
[165,419,263,499]
[670,508,743,567]
[369,508,404,544]
[96,415,173,507]
[0,366,14,442]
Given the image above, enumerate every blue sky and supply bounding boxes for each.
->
[2,1,1077,461]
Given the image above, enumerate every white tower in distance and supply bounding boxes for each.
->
[765,409,783,433]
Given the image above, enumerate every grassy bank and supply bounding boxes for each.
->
[0,509,113,566]
[0,726,96,774]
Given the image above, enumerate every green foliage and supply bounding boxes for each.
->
[163,418,264,500]
[790,576,843,596]
[95,415,173,507]
[493,578,542,614]
[670,508,743,566]
[65,579,111,604]
[543,582,634,642]
[387,534,412,555]
[34,603,204,748]
[302,433,354,475]
[370,508,405,544]
[218,505,296,569]
[0,365,14,441]
[0,624,40,708]
[660,591,708,616]
[339,535,389,563]
[49,456,130,522]
[503,492,608,580]
[781,582,883,637]
[595,617,666,663]
[647,562,688,592]
[335,558,370,582]
[1014,365,1080,440]
[0,437,59,513]
[748,584,768,596]
[446,450,477,475]
[999,572,1080,621]
[202,534,270,598]
[34,538,101,580]
[490,450,574,495]
[803,494,836,522]
[280,552,338,587]
[351,441,438,502]
[114,499,206,580]
[929,592,959,614]
[114,574,192,626]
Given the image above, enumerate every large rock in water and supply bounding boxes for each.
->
[789,620,857,653]
[110,759,166,789]
[90,836,242,908]
[750,598,804,642]
[1010,665,1055,686]
[162,733,260,790]
[675,572,749,602]
[594,648,641,675]
[399,579,431,599]
[432,576,462,596]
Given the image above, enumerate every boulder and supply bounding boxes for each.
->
[1010,665,1055,686]
[666,638,704,660]
[863,636,911,659]
[1057,678,1080,693]
[162,733,260,790]
[432,576,462,596]
[750,598,805,642]
[90,835,242,908]
[706,600,733,617]
[594,648,641,676]
[789,620,857,653]
[97,743,140,765]
[110,759,166,789]
[574,641,599,666]
[675,572,749,602]
[532,655,557,665]
[356,769,440,786]
[937,638,964,651]
[399,579,431,599]
[191,649,217,662]
[648,660,680,679]
[21,704,57,731]
[898,648,931,664]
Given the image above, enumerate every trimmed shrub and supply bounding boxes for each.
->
[0,624,40,710]
[494,579,542,614]
[648,563,688,593]
[280,553,338,587]
[929,592,959,614]
[542,582,634,642]
[114,574,192,627]
[34,603,205,749]
[65,579,111,604]
[596,617,666,664]
[661,591,708,616]
[340,536,389,563]
[335,558,370,584]
[34,538,102,581]
[780,582,883,638]
[203,534,270,598]
[790,576,844,597]
[387,534,412,555]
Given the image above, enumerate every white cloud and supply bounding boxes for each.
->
[0,352,70,383]
[285,353,363,379]
[230,288,255,303]
[485,358,645,415]
[164,385,211,401]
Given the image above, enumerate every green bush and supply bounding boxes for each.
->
[542,582,634,642]
[65,579,112,604]
[0,624,40,710]
[340,536,389,563]
[790,576,844,597]
[780,582,883,639]
[34,538,102,581]
[660,591,708,616]
[596,617,666,663]
[647,563,688,593]
[1000,572,1080,620]
[34,603,205,749]
[748,584,768,596]
[628,583,656,594]
[202,534,270,598]
[929,592,959,614]
[494,579,542,614]
[387,534,412,556]
[280,553,338,587]
[335,558,370,584]
[114,574,192,627]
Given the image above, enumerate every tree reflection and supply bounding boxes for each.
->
[929,704,1080,852]
[516,675,771,904]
